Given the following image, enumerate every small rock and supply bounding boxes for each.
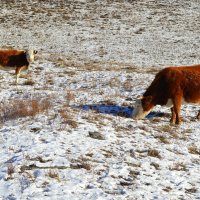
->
[89,131,105,140]
[86,183,95,189]
[30,123,42,132]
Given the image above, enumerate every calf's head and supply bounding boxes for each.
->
[26,49,38,63]
[133,96,154,119]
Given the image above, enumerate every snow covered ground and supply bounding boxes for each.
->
[0,0,200,199]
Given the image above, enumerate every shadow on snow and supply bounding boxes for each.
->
[80,104,165,119]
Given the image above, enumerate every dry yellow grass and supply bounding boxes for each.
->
[47,170,60,181]
[188,145,200,155]
[0,98,51,123]
[147,149,162,159]
[170,163,188,171]
[59,109,78,129]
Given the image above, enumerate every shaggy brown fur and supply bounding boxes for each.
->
[0,49,37,84]
[140,64,200,124]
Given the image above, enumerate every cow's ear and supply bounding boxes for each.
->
[137,95,143,100]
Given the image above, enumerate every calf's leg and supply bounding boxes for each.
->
[170,107,176,124]
[15,67,24,84]
[172,95,182,125]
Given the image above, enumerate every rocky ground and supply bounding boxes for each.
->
[0,0,200,199]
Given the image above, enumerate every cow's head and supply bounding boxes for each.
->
[26,49,38,63]
[133,95,154,119]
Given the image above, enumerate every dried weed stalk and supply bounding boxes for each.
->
[47,169,60,181]
[188,145,200,155]
[23,79,35,86]
[65,91,75,106]
[70,156,91,171]
[147,149,162,159]
[0,98,51,123]
[156,135,170,144]
[170,163,188,171]
[59,109,78,128]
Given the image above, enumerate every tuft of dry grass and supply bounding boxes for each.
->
[23,79,35,86]
[147,149,162,159]
[129,170,140,178]
[188,145,200,155]
[108,77,120,87]
[163,186,172,192]
[100,99,116,105]
[26,156,52,163]
[185,187,198,194]
[101,149,113,158]
[156,135,170,144]
[170,163,188,171]
[70,156,91,171]
[0,98,51,123]
[59,109,78,129]
[47,170,60,181]
[169,132,179,139]
[65,91,75,106]
[159,125,173,133]
[41,181,49,188]
[123,80,133,91]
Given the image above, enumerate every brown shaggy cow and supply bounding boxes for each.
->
[0,49,37,84]
[133,64,200,125]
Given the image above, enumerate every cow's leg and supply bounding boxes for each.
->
[172,96,182,125]
[19,65,28,78]
[15,67,22,84]
[170,107,176,124]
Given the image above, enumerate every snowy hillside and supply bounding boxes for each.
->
[0,0,200,199]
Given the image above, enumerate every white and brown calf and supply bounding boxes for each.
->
[133,65,200,125]
[0,49,37,84]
